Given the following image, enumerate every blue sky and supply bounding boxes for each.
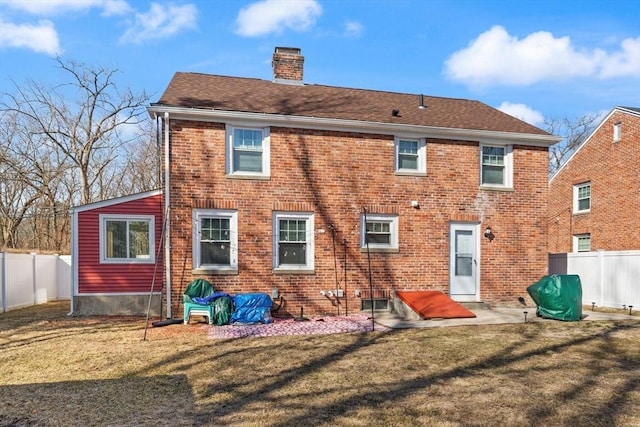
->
[1,0,639,127]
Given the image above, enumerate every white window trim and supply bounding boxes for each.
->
[272,211,314,272]
[480,143,513,189]
[360,213,399,251]
[395,137,426,175]
[226,124,270,178]
[573,234,591,252]
[613,122,622,142]
[99,214,155,264]
[573,182,591,214]
[192,209,238,273]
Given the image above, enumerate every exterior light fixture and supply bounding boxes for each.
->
[484,226,495,241]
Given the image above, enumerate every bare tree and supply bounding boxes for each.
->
[545,113,601,175]
[1,58,151,205]
[0,58,154,252]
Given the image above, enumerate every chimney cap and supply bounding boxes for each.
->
[275,46,301,55]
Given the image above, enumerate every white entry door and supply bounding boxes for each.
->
[449,223,480,301]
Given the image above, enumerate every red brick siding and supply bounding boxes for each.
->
[166,120,550,315]
[549,111,640,252]
[77,194,164,293]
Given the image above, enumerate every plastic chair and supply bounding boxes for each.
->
[183,279,216,324]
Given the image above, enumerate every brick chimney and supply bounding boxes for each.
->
[272,47,304,84]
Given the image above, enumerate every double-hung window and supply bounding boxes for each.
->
[480,144,513,188]
[361,213,399,252]
[573,182,591,213]
[395,138,426,175]
[193,209,238,273]
[226,125,270,178]
[100,215,154,263]
[273,212,314,272]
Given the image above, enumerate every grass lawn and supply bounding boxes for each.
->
[1,302,639,426]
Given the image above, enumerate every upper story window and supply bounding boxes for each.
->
[613,122,622,142]
[226,125,270,178]
[573,182,591,213]
[480,144,513,189]
[100,215,154,264]
[273,212,314,272]
[361,213,399,252]
[395,138,426,175]
[574,234,591,252]
[192,209,238,273]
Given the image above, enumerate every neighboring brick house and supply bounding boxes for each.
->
[549,106,640,253]
[148,47,560,318]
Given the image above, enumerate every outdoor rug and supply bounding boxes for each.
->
[207,314,389,339]
[396,290,477,319]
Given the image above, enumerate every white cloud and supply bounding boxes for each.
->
[119,2,197,44]
[497,102,544,126]
[0,0,132,16]
[445,26,640,87]
[344,20,363,37]
[0,18,61,55]
[235,0,322,37]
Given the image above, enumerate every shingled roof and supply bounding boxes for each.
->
[155,71,550,136]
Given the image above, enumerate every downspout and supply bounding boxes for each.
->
[163,112,172,319]
[69,208,76,316]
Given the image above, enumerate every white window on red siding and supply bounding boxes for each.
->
[99,215,155,263]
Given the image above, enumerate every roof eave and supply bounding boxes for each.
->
[147,105,561,147]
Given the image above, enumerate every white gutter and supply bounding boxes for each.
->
[163,111,172,319]
[148,105,562,147]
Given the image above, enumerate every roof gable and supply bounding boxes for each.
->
[550,106,640,182]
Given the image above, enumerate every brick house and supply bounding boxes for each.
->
[549,106,640,253]
[148,47,560,318]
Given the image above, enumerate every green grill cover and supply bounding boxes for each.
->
[527,275,583,321]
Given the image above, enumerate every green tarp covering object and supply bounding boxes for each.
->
[527,275,583,321]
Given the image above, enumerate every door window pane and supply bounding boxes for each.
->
[455,230,473,276]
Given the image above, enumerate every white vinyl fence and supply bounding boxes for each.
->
[549,250,640,309]
[0,252,71,313]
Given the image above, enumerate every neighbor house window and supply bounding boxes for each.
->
[226,125,270,177]
[574,234,591,252]
[273,212,314,271]
[395,138,426,174]
[361,213,399,252]
[193,209,238,273]
[480,144,513,188]
[100,215,154,263]
[573,182,591,213]
[613,122,622,142]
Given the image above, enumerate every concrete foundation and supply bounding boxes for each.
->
[72,294,162,316]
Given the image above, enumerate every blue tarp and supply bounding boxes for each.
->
[230,293,273,324]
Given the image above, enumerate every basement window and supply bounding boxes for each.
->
[361,298,389,311]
